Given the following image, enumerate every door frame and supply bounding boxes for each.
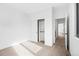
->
[37,19,45,42]
[55,18,65,40]
[55,17,70,51]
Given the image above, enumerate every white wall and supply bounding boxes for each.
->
[32,7,55,46]
[54,4,69,19]
[0,4,32,49]
[69,3,79,56]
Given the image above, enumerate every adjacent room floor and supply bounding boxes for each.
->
[0,37,69,56]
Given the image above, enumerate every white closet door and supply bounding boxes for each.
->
[39,20,44,42]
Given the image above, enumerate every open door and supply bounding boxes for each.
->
[65,17,70,52]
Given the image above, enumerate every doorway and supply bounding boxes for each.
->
[58,23,65,37]
[55,18,65,40]
[37,19,45,43]
[55,17,69,52]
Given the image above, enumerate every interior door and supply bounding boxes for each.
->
[67,17,69,51]
[65,17,69,50]
[38,19,44,42]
